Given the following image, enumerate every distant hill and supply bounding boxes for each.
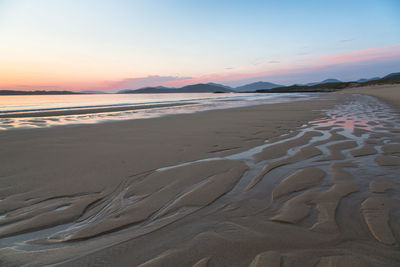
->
[256,81,352,93]
[234,81,283,92]
[360,72,400,86]
[305,78,342,86]
[356,77,380,83]
[180,83,234,93]
[0,90,80,95]
[119,87,166,94]
[79,90,107,94]
[118,83,234,94]
[381,72,400,80]
[255,71,400,93]
[207,82,233,90]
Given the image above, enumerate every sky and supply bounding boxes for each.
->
[0,0,399,92]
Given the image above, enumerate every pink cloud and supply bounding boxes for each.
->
[3,44,398,91]
[163,44,400,87]
[316,45,400,65]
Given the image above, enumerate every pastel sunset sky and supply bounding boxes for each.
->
[1,0,399,91]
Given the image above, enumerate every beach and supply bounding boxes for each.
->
[1,85,400,266]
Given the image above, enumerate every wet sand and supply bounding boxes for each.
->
[0,85,400,266]
[0,102,197,118]
[343,84,400,109]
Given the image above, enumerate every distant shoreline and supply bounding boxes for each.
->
[0,90,82,95]
[1,72,398,95]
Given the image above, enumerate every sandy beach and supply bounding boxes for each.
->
[1,85,400,266]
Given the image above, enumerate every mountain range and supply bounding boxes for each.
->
[381,72,400,81]
[356,77,380,83]
[305,79,342,86]
[234,81,283,92]
[120,76,389,94]
[119,81,285,94]
[1,72,399,95]
[79,90,107,94]
[119,83,234,94]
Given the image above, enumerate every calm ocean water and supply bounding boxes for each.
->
[0,93,316,130]
[0,93,230,113]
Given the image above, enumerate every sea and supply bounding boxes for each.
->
[0,93,316,130]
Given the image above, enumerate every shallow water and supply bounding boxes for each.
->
[0,93,314,130]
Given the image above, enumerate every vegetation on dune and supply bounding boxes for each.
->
[361,72,400,86]
[256,82,355,93]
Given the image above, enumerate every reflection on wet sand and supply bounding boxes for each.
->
[0,94,313,130]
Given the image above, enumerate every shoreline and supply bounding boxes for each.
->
[1,84,399,266]
[0,102,196,118]
[0,93,316,130]
[341,83,400,109]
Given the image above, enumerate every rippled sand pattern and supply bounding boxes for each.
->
[1,95,400,266]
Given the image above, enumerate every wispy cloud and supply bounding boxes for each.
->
[3,45,398,91]
[296,52,309,56]
[339,38,355,43]
[161,44,400,87]
[315,44,400,65]
[251,58,265,66]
